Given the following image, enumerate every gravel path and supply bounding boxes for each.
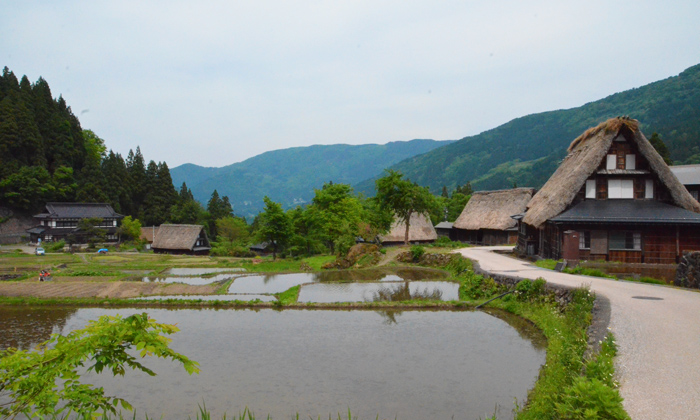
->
[456,246,700,420]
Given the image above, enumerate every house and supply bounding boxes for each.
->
[151,224,211,255]
[379,212,438,245]
[26,202,123,244]
[434,221,454,240]
[516,117,700,264]
[669,164,700,201]
[452,188,535,245]
[140,226,160,249]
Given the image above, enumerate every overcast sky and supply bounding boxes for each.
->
[3,1,700,168]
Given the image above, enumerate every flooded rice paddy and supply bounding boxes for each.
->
[141,273,235,285]
[298,281,460,302]
[0,306,546,420]
[163,268,246,275]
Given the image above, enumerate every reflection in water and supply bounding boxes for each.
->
[0,307,78,350]
[375,309,403,324]
[137,294,277,302]
[227,268,448,294]
[0,308,545,420]
[164,268,246,275]
[141,274,234,285]
[373,282,443,301]
[298,281,459,303]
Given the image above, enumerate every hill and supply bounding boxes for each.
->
[354,63,700,195]
[170,139,454,218]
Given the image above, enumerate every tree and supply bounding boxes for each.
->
[374,170,438,244]
[255,196,293,259]
[0,313,199,419]
[649,132,672,165]
[216,216,250,245]
[306,182,364,254]
[119,216,142,242]
[77,217,106,245]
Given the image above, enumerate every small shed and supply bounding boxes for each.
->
[453,188,535,245]
[434,221,454,239]
[140,226,160,248]
[379,213,438,245]
[151,224,211,255]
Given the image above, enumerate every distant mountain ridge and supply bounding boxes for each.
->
[354,63,700,195]
[171,139,455,218]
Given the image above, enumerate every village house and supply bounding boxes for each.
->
[151,224,211,255]
[379,212,438,245]
[452,188,535,245]
[669,164,700,201]
[516,117,700,264]
[26,202,123,244]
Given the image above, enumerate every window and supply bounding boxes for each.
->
[608,179,634,199]
[645,179,654,199]
[609,231,641,250]
[606,155,617,170]
[579,231,591,249]
[585,180,596,198]
[625,154,636,170]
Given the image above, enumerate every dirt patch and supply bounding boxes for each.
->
[0,281,218,299]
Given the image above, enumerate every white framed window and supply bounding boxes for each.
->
[606,155,617,170]
[645,179,654,199]
[625,154,636,170]
[586,180,596,198]
[579,231,591,249]
[608,179,634,199]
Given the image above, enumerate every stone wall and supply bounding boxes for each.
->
[675,252,700,288]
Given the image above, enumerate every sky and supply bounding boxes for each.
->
[3,1,700,168]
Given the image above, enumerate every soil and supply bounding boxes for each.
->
[0,279,219,299]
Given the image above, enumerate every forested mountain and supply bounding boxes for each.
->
[171,139,454,219]
[0,67,184,227]
[355,63,700,195]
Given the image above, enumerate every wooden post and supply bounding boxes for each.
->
[676,226,680,263]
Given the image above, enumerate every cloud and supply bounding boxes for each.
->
[2,0,700,167]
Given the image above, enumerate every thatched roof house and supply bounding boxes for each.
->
[452,188,535,245]
[379,212,437,244]
[517,117,700,263]
[151,224,211,255]
[140,226,160,244]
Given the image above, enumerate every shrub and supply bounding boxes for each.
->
[410,245,425,262]
[459,271,504,300]
[44,240,66,252]
[514,278,548,302]
[555,377,629,420]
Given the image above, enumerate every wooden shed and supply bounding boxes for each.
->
[151,224,211,255]
[379,213,438,245]
[452,188,535,245]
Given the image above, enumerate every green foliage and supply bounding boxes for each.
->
[44,240,65,253]
[649,132,672,165]
[255,197,293,259]
[429,236,465,248]
[374,170,438,244]
[119,216,142,242]
[564,266,616,279]
[216,216,250,245]
[77,217,107,245]
[275,285,300,305]
[210,241,255,257]
[514,278,548,302]
[409,245,425,262]
[0,313,199,419]
[459,271,504,300]
[554,377,629,420]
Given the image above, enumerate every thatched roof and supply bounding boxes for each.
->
[453,188,535,231]
[151,224,209,250]
[140,226,159,243]
[523,117,700,228]
[379,212,438,243]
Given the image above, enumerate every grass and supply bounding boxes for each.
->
[534,259,617,279]
[275,285,300,305]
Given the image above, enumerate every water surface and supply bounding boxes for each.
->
[164,268,246,275]
[0,307,545,420]
[141,274,234,285]
[137,294,277,302]
[298,281,460,303]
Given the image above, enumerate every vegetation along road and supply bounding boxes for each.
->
[457,246,700,420]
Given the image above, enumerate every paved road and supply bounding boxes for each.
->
[456,246,700,420]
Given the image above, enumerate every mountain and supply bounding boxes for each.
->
[171,139,455,218]
[354,63,700,195]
